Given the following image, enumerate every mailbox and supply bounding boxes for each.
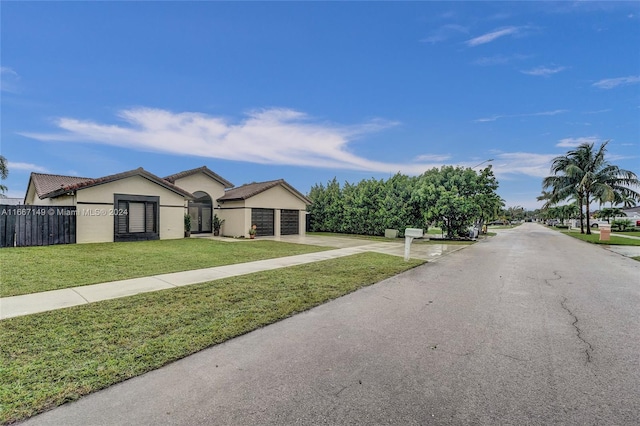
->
[404,228,424,238]
[403,228,424,261]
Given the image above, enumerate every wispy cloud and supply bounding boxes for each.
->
[473,53,530,66]
[18,107,569,180]
[0,67,20,93]
[556,136,600,148]
[474,109,568,123]
[491,152,558,178]
[8,162,49,173]
[592,75,640,89]
[21,107,459,175]
[466,26,521,47]
[420,24,468,44]
[413,154,452,162]
[521,66,567,77]
[582,109,611,114]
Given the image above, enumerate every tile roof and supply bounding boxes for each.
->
[164,166,234,188]
[32,168,194,199]
[29,173,93,199]
[218,179,311,204]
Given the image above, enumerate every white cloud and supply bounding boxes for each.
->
[466,26,520,47]
[474,109,568,123]
[491,152,558,178]
[21,107,456,175]
[19,107,580,180]
[7,162,49,173]
[521,66,567,77]
[420,24,468,44]
[413,154,452,162]
[592,76,640,89]
[1,66,20,93]
[556,136,600,148]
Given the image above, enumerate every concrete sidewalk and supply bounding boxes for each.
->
[0,239,465,320]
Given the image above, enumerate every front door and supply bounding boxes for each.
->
[189,203,212,233]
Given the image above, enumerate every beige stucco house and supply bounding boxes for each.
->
[23,166,310,244]
[217,179,311,238]
[164,167,234,235]
[24,168,193,243]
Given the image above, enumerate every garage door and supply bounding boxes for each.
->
[251,208,274,236]
[280,210,299,235]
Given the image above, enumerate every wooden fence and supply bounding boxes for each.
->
[0,205,76,248]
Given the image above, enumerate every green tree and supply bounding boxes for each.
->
[0,155,8,194]
[380,173,421,234]
[594,207,626,223]
[543,141,640,234]
[414,166,498,238]
[307,178,345,233]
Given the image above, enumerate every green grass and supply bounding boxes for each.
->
[612,231,640,237]
[0,239,329,297]
[561,231,640,246]
[0,252,423,424]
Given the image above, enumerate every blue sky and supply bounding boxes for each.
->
[2,1,639,209]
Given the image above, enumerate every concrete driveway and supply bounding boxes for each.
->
[21,223,640,425]
[263,234,468,261]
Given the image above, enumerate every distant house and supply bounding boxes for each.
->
[23,166,310,244]
[621,206,640,217]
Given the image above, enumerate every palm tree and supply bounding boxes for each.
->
[542,141,640,235]
[0,155,8,194]
[595,207,626,224]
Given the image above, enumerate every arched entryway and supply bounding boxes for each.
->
[188,191,213,233]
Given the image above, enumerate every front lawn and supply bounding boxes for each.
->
[0,239,329,297]
[561,231,640,246]
[0,252,423,424]
[612,231,640,237]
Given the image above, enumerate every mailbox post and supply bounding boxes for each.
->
[404,228,424,261]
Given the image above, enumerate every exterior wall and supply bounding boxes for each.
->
[172,173,227,202]
[299,210,307,234]
[73,176,186,244]
[217,201,250,237]
[274,209,281,237]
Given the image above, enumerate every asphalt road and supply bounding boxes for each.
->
[21,223,640,425]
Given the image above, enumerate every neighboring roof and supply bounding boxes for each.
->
[218,179,312,204]
[0,197,24,206]
[164,166,234,189]
[622,206,640,216]
[31,168,194,200]
[27,173,93,200]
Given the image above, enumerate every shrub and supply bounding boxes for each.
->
[611,219,632,231]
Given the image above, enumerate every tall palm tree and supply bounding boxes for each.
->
[542,141,640,235]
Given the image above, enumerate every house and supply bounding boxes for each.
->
[24,168,193,243]
[23,166,310,244]
[164,166,234,234]
[217,179,311,238]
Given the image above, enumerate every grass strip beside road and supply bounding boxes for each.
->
[0,239,330,297]
[0,252,424,424]
[561,231,640,246]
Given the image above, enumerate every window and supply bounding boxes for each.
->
[114,194,159,241]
